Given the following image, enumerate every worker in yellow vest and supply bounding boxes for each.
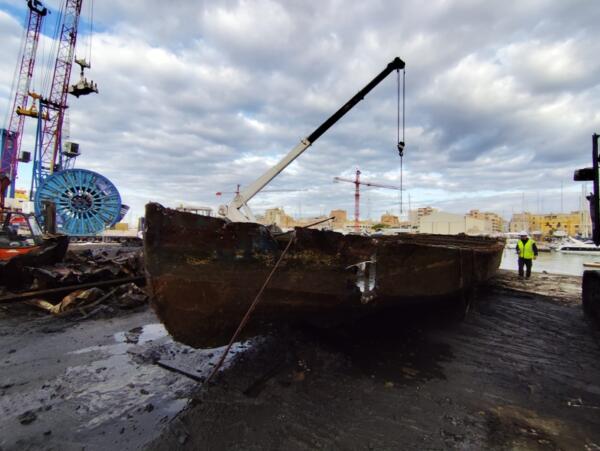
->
[516,231,539,278]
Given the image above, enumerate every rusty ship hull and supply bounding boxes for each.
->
[144,203,504,348]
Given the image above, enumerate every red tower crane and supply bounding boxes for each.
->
[334,169,403,232]
[1,0,48,206]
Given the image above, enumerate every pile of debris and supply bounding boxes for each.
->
[0,245,147,319]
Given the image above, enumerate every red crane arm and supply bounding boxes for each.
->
[1,0,47,199]
[361,180,403,190]
[333,176,356,184]
[334,176,402,190]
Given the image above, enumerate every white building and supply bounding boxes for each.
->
[419,211,487,235]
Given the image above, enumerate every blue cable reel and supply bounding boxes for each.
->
[34,168,122,236]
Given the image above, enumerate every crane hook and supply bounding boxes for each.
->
[396,68,406,158]
[397,141,404,157]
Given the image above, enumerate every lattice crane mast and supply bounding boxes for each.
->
[0,0,47,206]
[1,0,121,236]
[334,169,403,232]
[33,0,97,194]
[27,0,121,237]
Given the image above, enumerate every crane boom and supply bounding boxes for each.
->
[1,0,47,200]
[221,56,405,222]
[334,176,402,191]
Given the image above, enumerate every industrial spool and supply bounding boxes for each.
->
[34,168,122,236]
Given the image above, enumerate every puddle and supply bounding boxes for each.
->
[114,323,168,345]
[70,341,130,356]
[71,323,169,355]
[63,349,192,432]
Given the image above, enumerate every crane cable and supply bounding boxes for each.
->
[397,68,406,215]
[3,18,26,129]
[41,2,65,99]
[86,0,94,66]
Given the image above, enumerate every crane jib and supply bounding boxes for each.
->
[224,56,406,222]
[306,57,405,145]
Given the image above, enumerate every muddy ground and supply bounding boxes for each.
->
[1,269,600,450]
[0,303,247,450]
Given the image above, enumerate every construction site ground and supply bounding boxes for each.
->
[1,269,600,450]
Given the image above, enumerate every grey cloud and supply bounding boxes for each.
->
[1,0,599,223]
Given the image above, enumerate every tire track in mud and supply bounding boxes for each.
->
[438,286,600,450]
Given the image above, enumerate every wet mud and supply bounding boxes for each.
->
[0,305,239,451]
[149,271,600,450]
[1,270,599,450]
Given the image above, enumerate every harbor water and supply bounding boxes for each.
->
[500,248,596,276]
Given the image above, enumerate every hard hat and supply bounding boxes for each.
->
[519,230,528,236]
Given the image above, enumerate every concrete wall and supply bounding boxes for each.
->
[419,212,486,235]
[465,216,487,235]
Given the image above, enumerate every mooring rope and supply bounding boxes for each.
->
[205,232,296,384]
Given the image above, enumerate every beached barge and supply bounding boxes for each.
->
[144,204,504,348]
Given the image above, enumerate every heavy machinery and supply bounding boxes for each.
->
[0,209,45,260]
[573,133,600,322]
[1,0,125,236]
[0,0,48,205]
[218,57,406,222]
[334,169,403,232]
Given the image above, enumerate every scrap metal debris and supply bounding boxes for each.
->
[0,245,147,318]
[33,247,144,289]
[28,287,106,315]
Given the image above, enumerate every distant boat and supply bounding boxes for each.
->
[505,238,519,249]
[537,243,552,253]
[503,233,520,249]
[557,237,600,255]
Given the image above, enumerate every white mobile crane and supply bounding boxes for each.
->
[218,57,406,223]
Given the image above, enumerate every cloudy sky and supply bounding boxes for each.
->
[1,0,599,224]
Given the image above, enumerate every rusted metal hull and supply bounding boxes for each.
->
[144,203,504,348]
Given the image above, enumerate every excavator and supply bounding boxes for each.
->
[574,133,600,322]
[0,209,45,261]
[0,199,67,263]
